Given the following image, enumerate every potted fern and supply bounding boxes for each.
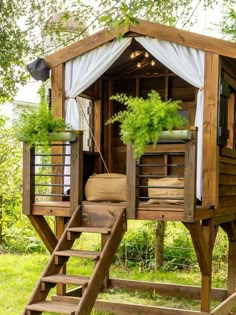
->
[107,90,188,160]
[15,98,75,148]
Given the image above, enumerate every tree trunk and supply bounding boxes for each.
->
[154,221,166,270]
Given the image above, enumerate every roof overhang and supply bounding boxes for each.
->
[44,19,236,69]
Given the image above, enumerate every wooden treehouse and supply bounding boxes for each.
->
[22,20,236,315]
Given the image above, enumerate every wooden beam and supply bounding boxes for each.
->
[93,300,209,315]
[45,20,236,69]
[70,132,83,215]
[107,80,113,172]
[202,53,219,207]
[185,220,218,313]
[221,221,236,296]
[211,292,236,315]
[227,241,236,297]
[27,215,57,253]
[184,133,197,222]
[51,64,65,200]
[55,217,66,296]
[108,278,227,301]
[130,19,236,59]
[126,144,137,219]
[94,99,103,173]
[53,295,209,315]
[227,93,235,149]
[44,26,127,68]
[23,144,35,215]
[94,99,102,153]
[51,64,65,117]
[51,62,66,296]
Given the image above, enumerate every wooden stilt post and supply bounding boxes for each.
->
[228,241,236,296]
[185,219,218,312]
[221,221,236,297]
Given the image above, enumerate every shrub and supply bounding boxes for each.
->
[116,222,155,269]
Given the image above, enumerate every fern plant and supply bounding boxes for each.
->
[107,90,187,159]
[15,86,72,148]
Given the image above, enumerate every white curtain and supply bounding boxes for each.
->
[64,37,132,192]
[135,37,204,200]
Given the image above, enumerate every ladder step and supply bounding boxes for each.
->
[41,274,89,286]
[67,227,111,234]
[26,301,76,314]
[55,249,100,259]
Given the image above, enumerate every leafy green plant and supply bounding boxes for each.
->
[14,86,72,148]
[116,222,155,269]
[106,90,187,159]
[163,235,195,271]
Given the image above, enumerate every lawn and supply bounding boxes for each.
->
[0,253,227,315]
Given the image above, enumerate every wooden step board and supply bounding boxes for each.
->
[23,205,127,315]
[25,301,76,315]
[67,227,111,234]
[41,274,89,286]
[55,249,100,259]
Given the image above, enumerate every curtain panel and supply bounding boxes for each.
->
[135,37,205,200]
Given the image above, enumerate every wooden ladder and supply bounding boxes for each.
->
[23,204,127,315]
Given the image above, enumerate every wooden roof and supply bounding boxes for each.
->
[45,19,236,69]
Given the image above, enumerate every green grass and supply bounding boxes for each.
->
[0,253,227,315]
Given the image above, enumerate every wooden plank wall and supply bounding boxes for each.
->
[219,148,236,207]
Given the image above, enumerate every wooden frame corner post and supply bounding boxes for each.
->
[23,143,35,215]
[126,144,137,219]
[202,52,220,208]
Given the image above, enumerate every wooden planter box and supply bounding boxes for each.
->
[19,131,77,145]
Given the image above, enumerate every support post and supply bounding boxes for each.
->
[184,131,197,222]
[221,221,236,296]
[51,63,65,200]
[23,144,35,215]
[70,132,83,215]
[51,63,67,296]
[202,53,220,208]
[126,144,137,219]
[185,219,218,312]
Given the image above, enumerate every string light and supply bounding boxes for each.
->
[130,50,157,68]
[130,52,135,59]
[150,60,156,66]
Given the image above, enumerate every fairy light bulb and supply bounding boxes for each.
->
[130,52,135,59]
[144,51,149,58]
[150,60,156,66]
[137,62,141,68]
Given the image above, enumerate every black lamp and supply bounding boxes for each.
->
[27,58,50,82]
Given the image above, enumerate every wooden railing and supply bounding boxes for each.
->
[126,128,197,222]
[22,132,83,217]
